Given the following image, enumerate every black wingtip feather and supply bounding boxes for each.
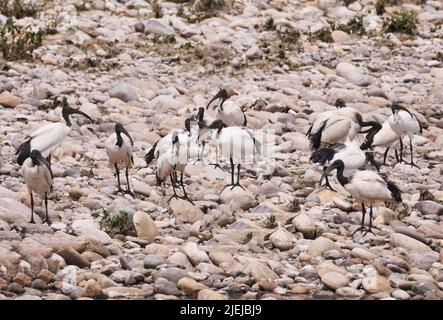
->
[310,148,336,165]
[387,181,402,202]
[16,139,31,165]
[308,120,327,150]
[144,140,158,165]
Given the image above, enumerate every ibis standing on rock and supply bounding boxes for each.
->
[22,150,53,225]
[105,123,135,195]
[206,88,247,127]
[388,103,422,167]
[307,100,381,150]
[16,100,94,165]
[209,120,259,190]
[321,160,402,235]
[310,139,380,191]
[185,107,209,164]
[361,118,401,166]
[145,131,193,203]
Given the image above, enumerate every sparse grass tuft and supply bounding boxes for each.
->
[0,18,44,60]
[162,34,176,44]
[264,17,275,31]
[150,0,163,18]
[375,0,387,15]
[198,0,225,11]
[310,27,334,43]
[45,20,58,35]
[288,198,300,213]
[0,0,41,19]
[92,208,134,237]
[242,232,253,244]
[179,41,193,50]
[335,15,365,35]
[266,215,277,229]
[387,11,417,34]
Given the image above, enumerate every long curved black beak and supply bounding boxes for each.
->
[120,126,134,145]
[70,109,94,124]
[206,89,227,110]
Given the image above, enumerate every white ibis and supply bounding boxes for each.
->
[361,118,401,166]
[146,131,193,203]
[16,99,94,165]
[388,103,422,167]
[206,88,247,127]
[22,150,53,225]
[307,100,381,150]
[209,120,259,190]
[184,107,209,164]
[310,139,380,191]
[105,123,134,195]
[321,160,402,235]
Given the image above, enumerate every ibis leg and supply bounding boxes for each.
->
[42,192,51,225]
[180,171,194,204]
[321,167,336,192]
[211,144,224,171]
[115,164,124,193]
[222,158,236,191]
[125,167,135,196]
[408,138,418,168]
[167,173,180,203]
[352,203,367,235]
[29,192,35,224]
[363,205,375,236]
[383,147,390,166]
[399,138,404,162]
[231,164,245,191]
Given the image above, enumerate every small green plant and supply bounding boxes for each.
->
[177,5,184,17]
[277,49,285,59]
[150,0,162,18]
[278,29,300,45]
[0,0,41,19]
[335,15,365,35]
[266,215,277,228]
[0,18,44,60]
[179,41,193,50]
[45,20,58,35]
[310,27,333,43]
[387,11,417,34]
[198,0,225,11]
[163,34,176,43]
[288,198,300,213]
[92,208,134,237]
[242,232,253,244]
[419,189,434,201]
[264,17,274,31]
[375,0,387,15]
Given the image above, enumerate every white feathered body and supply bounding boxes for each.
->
[29,123,71,158]
[345,171,395,205]
[389,111,421,138]
[331,141,366,177]
[218,127,256,165]
[372,119,399,148]
[217,101,246,127]
[105,133,133,168]
[22,158,52,197]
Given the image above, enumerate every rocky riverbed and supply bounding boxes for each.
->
[0,0,443,300]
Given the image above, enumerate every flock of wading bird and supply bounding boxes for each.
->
[12,88,423,237]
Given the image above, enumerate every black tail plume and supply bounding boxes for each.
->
[387,181,402,202]
[16,139,32,165]
[144,140,159,165]
[308,120,327,150]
